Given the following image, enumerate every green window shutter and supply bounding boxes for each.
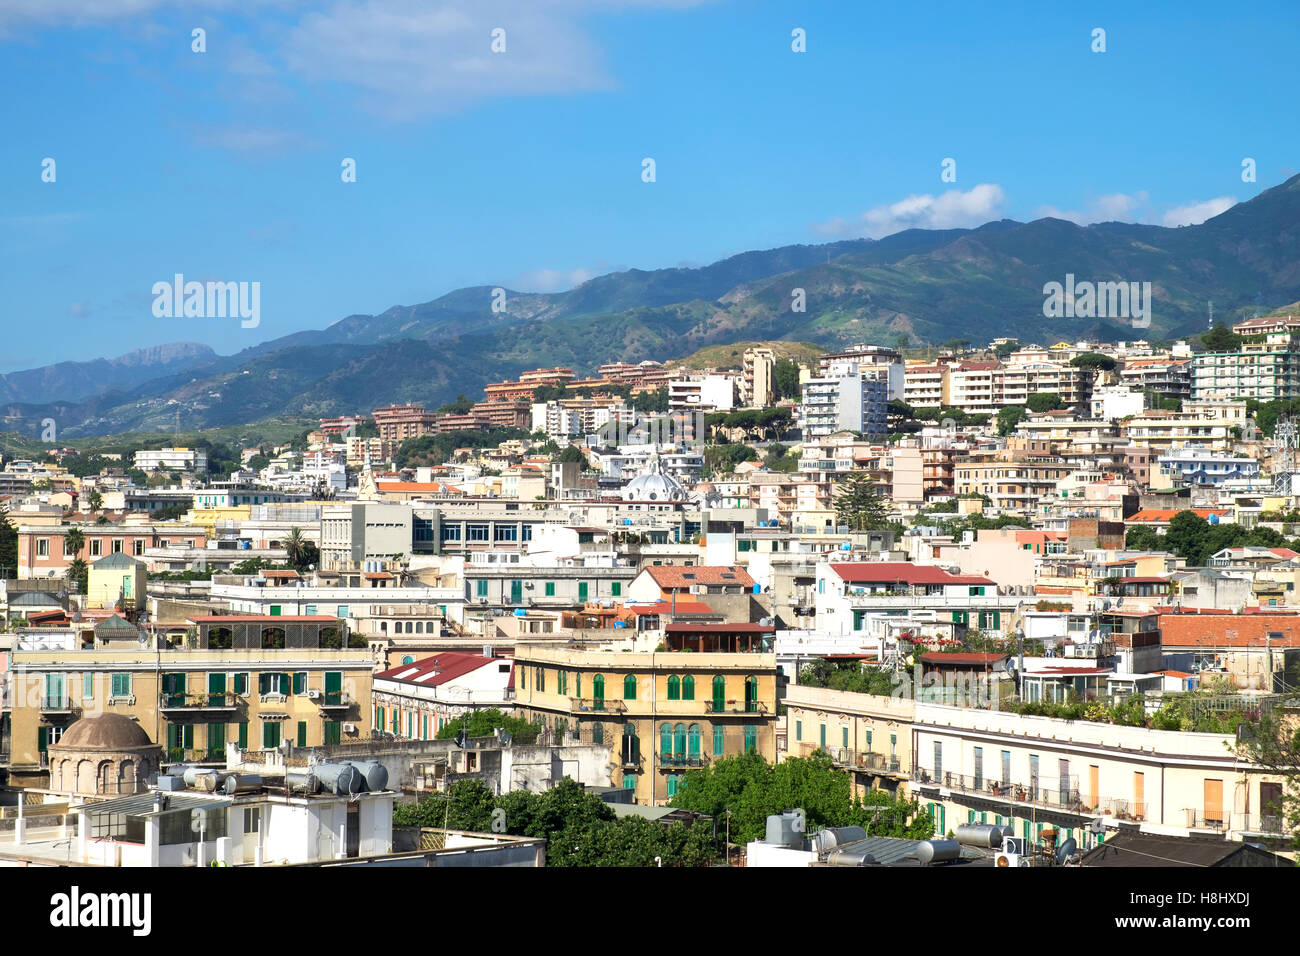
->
[593,674,604,704]
[84,673,94,699]
[208,722,225,756]
[820,724,826,748]
[297,721,307,747]
[682,675,694,700]
[578,582,589,601]
[263,722,281,748]
[544,582,555,597]
[796,720,802,742]
[476,579,488,597]
[660,723,672,755]
[713,725,724,755]
[183,724,194,749]
[624,674,636,700]
[38,726,49,756]
[238,722,248,749]
[258,673,271,695]
[843,726,849,748]
[612,582,621,597]
[667,675,680,700]
[233,673,247,695]
[324,721,341,746]
[112,673,131,698]
[688,724,700,757]
[674,723,686,756]
[712,675,725,710]
[270,605,281,616]
[292,672,306,695]
[744,725,757,754]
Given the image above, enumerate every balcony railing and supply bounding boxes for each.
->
[912,770,1087,812]
[39,694,76,713]
[160,692,241,711]
[830,750,904,774]
[165,748,226,764]
[315,691,354,709]
[657,754,708,769]
[706,700,767,715]
[570,698,626,714]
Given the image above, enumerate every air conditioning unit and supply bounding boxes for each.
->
[306,689,321,700]
[343,723,358,734]
[994,851,1021,868]
[1002,837,1026,855]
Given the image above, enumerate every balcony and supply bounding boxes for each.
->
[159,691,241,712]
[570,698,626,714]
[314,691,354,711]
[912,770,1088,813]
[705,700,768,715]
[658,753,708,769]
[831,749,903,775]
[39,694,77,715]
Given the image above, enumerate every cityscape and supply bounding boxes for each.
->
[0,0,1295,930]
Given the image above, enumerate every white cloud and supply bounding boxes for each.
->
[1161,196,1236,227]
[512,265,601,293]
[1035,191,1151,225]
[812,184,1007,240]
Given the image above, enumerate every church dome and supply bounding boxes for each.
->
[53,713,154,751]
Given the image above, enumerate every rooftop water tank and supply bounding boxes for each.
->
[813,826,867,855]
[220,773,263,795]
[344,760,389,792]
[955,824,1004,848]
[313,762,363,795]
[765,811,805,848]
[913,839,961,865]
[286,772,322,795]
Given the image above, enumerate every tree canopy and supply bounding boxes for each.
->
[1199,323,1244,353]
[669,751,933,844]
[435,708,540,744]
[1069,352,1118,372]
[834,473,891,531]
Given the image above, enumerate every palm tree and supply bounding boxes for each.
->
[64,527,85,557]
[86,490,103,512]
[284,527,307,569]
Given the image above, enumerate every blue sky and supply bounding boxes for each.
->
[1,0,1296,372]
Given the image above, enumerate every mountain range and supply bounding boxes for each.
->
[7,174,1300,439]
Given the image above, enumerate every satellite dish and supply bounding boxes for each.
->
[1089,818,1105,835]
[1056,838,1077,865]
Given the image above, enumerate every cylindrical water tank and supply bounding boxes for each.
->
[955,824,1004,848]
[286,772,322,794]
[813,826,867,855]
[344,760,388,792]
[196,772,221,792]
[220,773,263,795]
[174,765,204,786]
[312,762,363,795]
[913,839,961,865]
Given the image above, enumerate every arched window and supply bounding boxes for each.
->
[593,674,605,710]
[592,722,604,745]
[667,675,681,700]
[660,723,673,756]
[744,675,759,713]
[623,674,637,700]
[682,675,695,701]
[711,675,726,711]
[667,773,681,798]
[674,723,686,757]
[622,722,640,764]
[688,723,701,758]
[261,627,285,649]
[415,621,423,634]
[208,626,232,650]
[379,621,387,633]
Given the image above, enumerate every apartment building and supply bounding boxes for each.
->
[802,373,889,438]
[511,623,779,804]
[815,561,1014,636]
[17,524,208,580]
[1122,401,1247,455]
[785,684,914,797]
[1192,335,1300,401]
[1119,358,1191,400]
[741,346,775,408]
[902,364,949,408]
[320,502,414,571]
[910,701,1288,847]
[818,345,905,400]
[668,374,736,412]
[372,403,438,443]
[6,615,372,787]
[133,448,208,473]
[954,451,1076,512]
[371,652,515,740]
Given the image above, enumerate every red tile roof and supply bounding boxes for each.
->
[665,623,775,633]
[375,652,503,687]
[1128,509,1231,522]
[188,615,341,623]
[832,562,995,586]
[643,566,755,589]
[1158,613,1300,648]
[920,652,1009,665]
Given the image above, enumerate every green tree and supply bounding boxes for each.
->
[834,473,890,531]
[1235,708,1300,849]
[996,405,1027,436]
[1200,323,1243,353]
[1069,352,1118,372]
[63,527,85,557]
[556,445,587,466]
[1026,392,1065,413]
[86,490,104,512]
[65,558,89,596]
[435,708,540,744]
[1124,525,1159,551]
[772,359,801,400]
[283,527,319,571]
